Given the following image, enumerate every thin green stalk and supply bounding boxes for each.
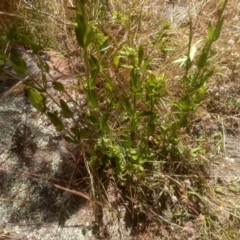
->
[185,19,193,76]
[83,47,91,87]
[130,92,137,133]
[77,0,91,87]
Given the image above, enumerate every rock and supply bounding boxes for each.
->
[0,49,94,240]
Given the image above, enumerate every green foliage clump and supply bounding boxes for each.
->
[1,0,228,178]
[0,0,230,234]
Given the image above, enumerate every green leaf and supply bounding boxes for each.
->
[189,147,202,158]
[138,165,144,171]
[104,82,113,92]
[121,64,134,69]
[26,86,46,113]
[84,26,94,47]
[138,45,144,66]
[122,97,133,116]
[52,81,65,91]
[87,115,99,126]
[84,86,99,109]
[27,87,44,105]
[46,111,64,131]
[130,68,141,93]
[197,43,210,69]
[10,49,27,74]
[141,56,152,69]
[177,114,189,128]
[191,70,213,91]
[189,39,202,62]
[103,74,113,92]
[90,69,99,88]
[34,103,46,113]
[208,21,214,40]
[129,163,144,172]
[75,14,87,48]
[177,140,184,154]
[114,56,120,68]
[70,127,82,139]
[89,55,99,70]
[100,113,110,131]
[24,82,45,92]
[6,25,19,43]
[60,99,73,118]
[0,54,7,69]
[173,55,187,67]
[213,17,224,41]
[189,47,196,63]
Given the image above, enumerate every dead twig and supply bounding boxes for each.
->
[0,167,103,206]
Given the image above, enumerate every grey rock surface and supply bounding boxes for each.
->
[0,49,134,240]
[0,50,96,240]
[0,94,96,240]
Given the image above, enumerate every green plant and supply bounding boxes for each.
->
[164,0,228,156]
[0,0,230,236]
[2,0,228,176]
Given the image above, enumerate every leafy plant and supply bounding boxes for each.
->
[2,0,228,177]
[165,0,228,154]
[0,0,230,236]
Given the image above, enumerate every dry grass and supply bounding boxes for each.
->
[1,0,240,239]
